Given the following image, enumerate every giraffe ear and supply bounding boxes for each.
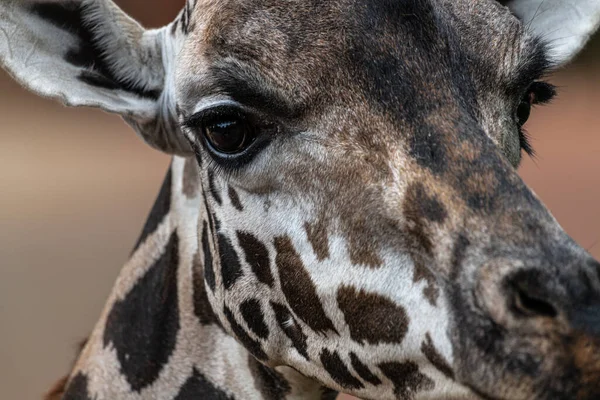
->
[0,0,192,155]
[504,0,600,66]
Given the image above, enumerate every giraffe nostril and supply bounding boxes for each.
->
[512,286,558,318]
[506,270,559,319]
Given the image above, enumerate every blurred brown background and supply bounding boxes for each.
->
[0,2,599,399]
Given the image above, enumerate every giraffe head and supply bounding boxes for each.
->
[3,0,600,399]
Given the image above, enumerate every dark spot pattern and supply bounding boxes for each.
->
[240,299,270,339]
[30,2,160,98]
[248,355,291,400]
[348,235,383,268]
[237,231,274,287]
[404,216,433,255]
[103,232,180,392]
[228,186,244,211]
[413,261,439,307]
[202,221,216,292]
[271,302,309,359]
[337,286,408,345]
[177,0,195,35]
[212,212,222,232]
[224,306,267,360]
[378,361,435,399]
[174,368,234,400]
[350,352,382,386]
[403,182,447,256]
[274,236,338,334]
[132,166,172,252]
[182,158,200,198]
[421,333,454,379]
[62,373,92,400]
[207,170,222,205]
[411,183,447,223]
[179,9,189,36]
[192,250,218,326]
[171,18,180,36]
[320,349,364,390]
[409,128,448,175]
[304,221,330,260]
[218,234,243,290]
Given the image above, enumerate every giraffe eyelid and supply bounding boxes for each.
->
[182,99,243,129]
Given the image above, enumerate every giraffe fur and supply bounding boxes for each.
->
[2,0,600,399]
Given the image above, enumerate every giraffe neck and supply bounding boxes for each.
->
[61,156,335,400]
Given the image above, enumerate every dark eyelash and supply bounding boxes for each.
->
[187,131,251,184]
[518,81,557,157]
[199,152,239,183]
[182,105,246,130]
[519,128,534,157]
[529,81,557,105]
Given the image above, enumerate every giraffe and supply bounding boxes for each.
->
[2,0,600,399]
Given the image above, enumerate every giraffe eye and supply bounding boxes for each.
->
[204,116,254,154]
[516,82,557,127]
[184,105,258,156]
[182,103,275,169]
[516,97,532,127]
[515,81,557,157]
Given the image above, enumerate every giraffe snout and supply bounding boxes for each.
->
[452,243,600,400]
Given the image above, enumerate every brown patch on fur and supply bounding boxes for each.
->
[348,234,383,268]
[271,301,310,359]
[421,333,454,379]
[304,221,330,260]
[274,235,338,334]
[378,361,435,399]
[456,140,481,163]
[463,169,498,209]
[237,231,274,287]
[403,182,448,256]
[573,335,600,399]
[405,213,433,257]
[207,170,222,204]
[320,349,364,390]
[413,260,439,306]
[192,250,219,326]
[228,185,244,211]
[349,352,382,386]
[337,286,409,345]
[182,157,200,198]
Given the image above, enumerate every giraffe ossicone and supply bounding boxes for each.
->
[2,0,600,399]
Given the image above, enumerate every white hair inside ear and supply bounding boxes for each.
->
[506,0,600,66]
[0,0,192,155]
